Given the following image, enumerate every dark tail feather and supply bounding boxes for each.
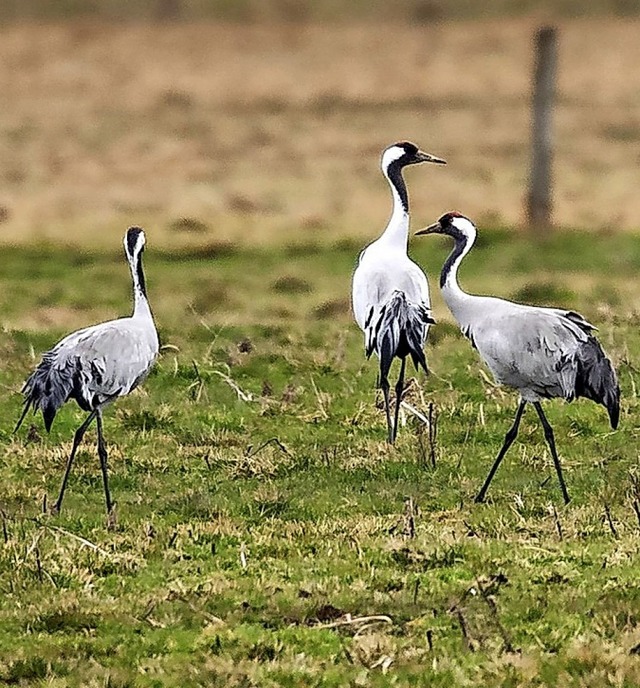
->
[405,318,430,374]
[43,403,58,433]
[575,336,620,429]
[15,353,69,434]
[375,291,434,381]
[379,331,394,386]
[14,400,32,434]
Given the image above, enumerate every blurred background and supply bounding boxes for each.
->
[1,0,640,251]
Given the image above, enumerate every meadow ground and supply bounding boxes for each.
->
[2,16,640,688]
[1,18,640,249]
[1,228,640,686]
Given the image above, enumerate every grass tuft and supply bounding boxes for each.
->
[168,217,209,234]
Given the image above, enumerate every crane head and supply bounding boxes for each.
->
[381,141,446,173]
[125,226,146,258]
[416,211,474,237]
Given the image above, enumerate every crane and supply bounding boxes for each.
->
[352,141,445,443]
[416,212,620,503]
[15,227,159,517]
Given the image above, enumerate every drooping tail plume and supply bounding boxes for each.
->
[15,351,76,433]
[367,290,434,384]
[574,336,620,429]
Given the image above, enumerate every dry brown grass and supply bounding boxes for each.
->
[1,18,639,247]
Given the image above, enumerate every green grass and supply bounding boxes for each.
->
[1,227,640,686]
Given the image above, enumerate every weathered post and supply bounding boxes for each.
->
[527,25,558,229]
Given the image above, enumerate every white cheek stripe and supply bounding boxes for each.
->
[381,146,405,170]
[452,217,475,239]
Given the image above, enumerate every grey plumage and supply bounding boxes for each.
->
[372,291,434,383]
[16,349,74,433]
[417,212,620,503]
[15,226,159,516]
[17,321,156,433]
[573,329,620,429]
[458,301,619,427]
[352,141,445,443]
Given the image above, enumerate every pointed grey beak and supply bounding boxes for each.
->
[415,151,446,165]
[415,222,441,236]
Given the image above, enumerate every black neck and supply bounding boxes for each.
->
[135,253,147,297]
[440,230,469,289]
[387,160,409,213]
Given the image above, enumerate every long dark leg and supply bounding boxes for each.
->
[475,400,527,503]
[380,375,393,444]
[96,410,114,514]
[53,410,98,513]
[533,402,570,505]
[391,357,407,444]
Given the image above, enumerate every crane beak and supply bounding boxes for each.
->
[415,222,441,236]
[415,151,446,165]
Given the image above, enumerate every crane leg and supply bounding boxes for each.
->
[380,375,394,444]
[475,400,527,503]
[96,410,114,515]
[392,357,407,444]
[533,402,570,505]
[53,410,98,514]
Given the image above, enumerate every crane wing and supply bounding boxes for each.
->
[20,318,158,427]
[60,321,158,399]
[352,252,432,372]
[472,306,592,398]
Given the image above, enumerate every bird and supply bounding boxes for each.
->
[416,212,620,503]
[15,226,159,516]
[352,141,446,443]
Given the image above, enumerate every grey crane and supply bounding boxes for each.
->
[416,212,620,503]
[15,227,159,516]
[352,141,445,443]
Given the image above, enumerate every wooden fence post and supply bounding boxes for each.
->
[526,25,558,229]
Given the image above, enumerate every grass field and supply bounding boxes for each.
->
[2,16,640,687]
[1,226,640,686]
[2,19,640,249]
